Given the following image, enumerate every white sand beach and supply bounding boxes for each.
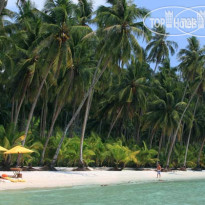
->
[0,168,205,191]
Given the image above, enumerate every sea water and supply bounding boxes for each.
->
[0,180,205,205]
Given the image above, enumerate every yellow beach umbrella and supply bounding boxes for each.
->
[4,146,33,154]
[0,146,7,152]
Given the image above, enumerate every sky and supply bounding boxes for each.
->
[6,0,205,67]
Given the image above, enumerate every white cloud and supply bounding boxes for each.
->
[7,0,107,11]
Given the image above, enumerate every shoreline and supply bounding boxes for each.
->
[0,168,205,191]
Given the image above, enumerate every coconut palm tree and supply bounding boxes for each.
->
[178,37,205,168]
[75,0,92,26]
[22,0,80,146]
[146,25,178,73]
[178,36,205,101]
[51,0,150,168]
[165,76,204,169]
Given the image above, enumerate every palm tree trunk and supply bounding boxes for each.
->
[22,62,53,146]
[197,137,205,168]
[166,80,202,168]
[14,83,28,128]
[149,129,156,149]
[42,97,48,138]
[165,133,172,155]
[181,81,189,102]
[40,72,74,164]
[40,104,63,165]
[20,105,26,132]
[180,122,185,145]
[50,57,109,167]
[69,99,77,138]
[40,104,44,137]
[107,106,123,139]
[136,122,141,144]
[183,96,199,167]
[11,97,14,123]
[79,91,93,168]
[154,62,158,73]
[157,133,164,159]
[183,126,192,168]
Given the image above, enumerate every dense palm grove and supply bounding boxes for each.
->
[0,0,205,170]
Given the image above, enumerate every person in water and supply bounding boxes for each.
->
[157,163,161,178]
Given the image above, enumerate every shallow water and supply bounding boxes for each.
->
[0,180,205,205]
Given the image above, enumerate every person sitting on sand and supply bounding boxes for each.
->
[157,163,161,178]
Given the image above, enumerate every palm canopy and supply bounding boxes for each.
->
[75,0,93,26]
[117,58,151,112]
[146,25,178,72]
[178,36,205,81]
[95,0,151,64]
[145,91,182,137]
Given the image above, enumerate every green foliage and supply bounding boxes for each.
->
[106,140,138,168]
[136,141,158,167]
[0,0,204,169]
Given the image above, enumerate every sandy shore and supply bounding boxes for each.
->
[0,168,205,191]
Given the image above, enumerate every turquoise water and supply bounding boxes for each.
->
[0,180,205,205]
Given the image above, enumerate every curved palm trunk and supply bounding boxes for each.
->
[149,129,156,149]
[40,104,63,165]
[166,80,202,169]
[107,106,123,139]
[40,97,48,138]
[197,137,205,168]
[14,82,29,129]
[50,57,109,167]
[69,99,77,138]
[165,134,172,155]
[43,101,48,138]
[154,62,158,73]
[180,122,185,146]
[181,82,189,102]
[157,133,164,159]
[11,98,14,123]
[183,126,192,167]
[136,121,141,144]
[40,96,59,159]
[183,96,199,167]
[79,91,93,168]
[40,69,73,165]
[22,63,53,146]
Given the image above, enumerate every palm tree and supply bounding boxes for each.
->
[192,97,205,168]
[40,31,95,165]
[111,58,151,141]
[178,36,205,101]
[75,0,92,26]
[22,0,77,146]
[145,88,181,158]
[146,25,178,73]
[11,2,42,128]
[165,77,204,169]
[51,0,150,168]
[178,36,205,168]
[183,99,199,168]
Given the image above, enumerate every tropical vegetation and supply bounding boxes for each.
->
[0,0,205,170]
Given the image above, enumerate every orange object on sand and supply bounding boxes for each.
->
[2,174,8,178]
